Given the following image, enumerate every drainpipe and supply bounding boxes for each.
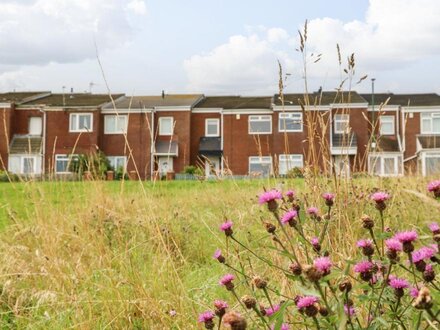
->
[371,78,376,144]
[39,107,46,177]
[220,108,224,174]
[150,107,155,181]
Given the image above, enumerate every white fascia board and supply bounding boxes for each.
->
[0,103,11,108]
[101,108,152,114]
[154,106,192,111]
[330,103,368,109]
[403,106,440,113]
[223,108,272,115]
[273,105,329,111]
[367,105,400,112]
[192,108,222,114]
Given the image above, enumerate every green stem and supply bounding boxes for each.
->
[373,263,392,316]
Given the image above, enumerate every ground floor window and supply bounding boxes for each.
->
[278,154,303,175]
[369,154,403,177]
[157,156,174,175]
[55,154,79,173]
[422,153,440,176]
[107,156,127,171]
[249,156,272,177]
[333,155,350,177]
[8,155,41,175]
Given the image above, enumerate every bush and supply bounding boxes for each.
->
[69,151,110,180]
[183,166,197,175]
[0,170,19,182]
[286,167,304,178]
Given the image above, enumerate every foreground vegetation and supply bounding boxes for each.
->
[0,176,438,329]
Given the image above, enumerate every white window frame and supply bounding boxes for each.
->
[278,113,303,132]
[368,154,402,177]
[278,154,303,175]
[104,115,128,134]
[334,114,350,134]
[205,118,220,137]
[248,115,272,134]
[421,113,440,134]
[21,156,37,174]
[379,115,395,135]
[55,154,78,174]
[107,156,127,170]
[248,156,273,176]
[69,113,93,133]
[421,152,440,176]
[159,117,174,136]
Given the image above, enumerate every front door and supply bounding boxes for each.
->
[334,155,350,177]
[205,157,220,177]
[158,157,173,175]
[29,117,42,135]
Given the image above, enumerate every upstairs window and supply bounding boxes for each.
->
[279,113,302,132]
[334,114,350,134]
[205,118,220,137]
[249,115,272,134]
[380,116,395,135]
[69,113,93,132]
[159,117,174,136]
[104,115,128,134]
[421,113,440,134]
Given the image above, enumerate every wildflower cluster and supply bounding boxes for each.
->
[197,182,440,329]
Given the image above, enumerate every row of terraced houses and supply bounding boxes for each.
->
[1,90,440,179]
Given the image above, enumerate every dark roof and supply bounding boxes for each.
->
[154,141,178,155]
[418,135,440,149]
[196,96,272,109]
[9,136,42,154]
[0,92,50,104]
[361,93,440,107]
[22,93,124,107]
[104,94,203,109]
[332,133,357,148]
[376,136,401,152]
[274,91,367,106]
[199,137,222,156]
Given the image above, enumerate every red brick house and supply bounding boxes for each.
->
[1,90,440,179]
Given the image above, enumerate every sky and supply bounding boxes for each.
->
[0,0,439,96]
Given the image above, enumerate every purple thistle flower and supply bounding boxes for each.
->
[412,246,436,263]
[219,274,235,289]
[353,261,374,273]
[322,192,335,205]
[281,209,298,225]
[357,239,373,248]
[285,190,295,198]
[213,249,225,263]
[220,221,233,236]
[265,304,280,316]
[296,296,319,309]
[259,189,282,204]
[389,277,409,289]
[410,287,419,298]
[385,238,403,252]
[370,192,390,203]
[311,237,319,246]
[313,256,332,275]
[271,324,290,330]
[429,222,440,233]
[428,180,440,192]
[307,207,319,216]
[214,300,228,310]
[198,310,215,323]
[344,304,356,316]
[394,231,418,243]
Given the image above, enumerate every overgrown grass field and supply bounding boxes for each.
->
[0,176,437,329]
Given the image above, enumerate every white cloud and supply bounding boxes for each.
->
[0,0,147,67]
[184,30,295,94]
[126,0,147,15]
[184,0,440,94]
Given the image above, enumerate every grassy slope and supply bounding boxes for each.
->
[0,177,436,329]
